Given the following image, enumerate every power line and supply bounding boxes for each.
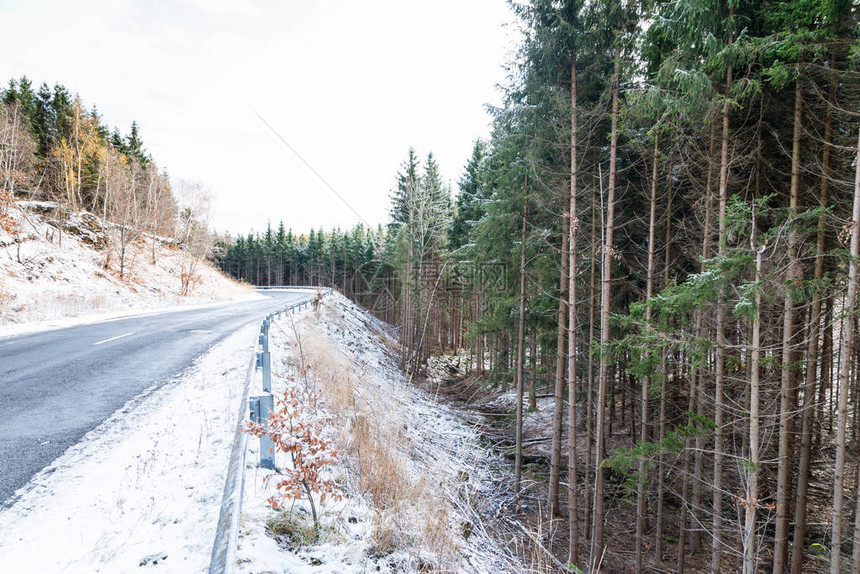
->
[249,106,371,227]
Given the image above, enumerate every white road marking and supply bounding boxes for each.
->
[93,332,135,346]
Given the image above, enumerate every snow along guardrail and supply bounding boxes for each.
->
[254,285,328,290]
[208,288,333,574]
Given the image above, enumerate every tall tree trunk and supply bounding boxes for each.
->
[743,93,765,574]
[567,60,580,565]
[655,164,672,564]
[585,153,599,540]
[711,54,732,574]
[791,66,832,574]
[774,72,803,574]
[817,294,835,447]
[831,127,860,574]
[477,274,485,377]
[591,44,620,570]
[686,121,717,566]
[636,134,659,573]
[529,334,537,409]
[514,181,529,498]
[549,134,571,520]
[744,205,763,574]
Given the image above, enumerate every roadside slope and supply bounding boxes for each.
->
[236,293,526,573]
[0,201,254,327]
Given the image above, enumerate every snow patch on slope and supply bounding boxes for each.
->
[0,201,256,329]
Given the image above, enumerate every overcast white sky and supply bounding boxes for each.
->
[0,0,515,234]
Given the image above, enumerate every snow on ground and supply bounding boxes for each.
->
[0,201,256,329]
[235,293,526,573]
[0,322,260,573]
[0,280,527,573]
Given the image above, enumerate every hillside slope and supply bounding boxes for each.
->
[0,201,255,328]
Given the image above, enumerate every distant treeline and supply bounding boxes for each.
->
[214,222,393,296]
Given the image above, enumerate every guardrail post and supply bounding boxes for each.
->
[260,321,269,353]
[249,395,275,470]
[261,351,271,392]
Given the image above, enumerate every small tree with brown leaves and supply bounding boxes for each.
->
[0,189,17,235]
[245,386,341,537]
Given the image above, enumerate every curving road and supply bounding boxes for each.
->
[0,288,314,507]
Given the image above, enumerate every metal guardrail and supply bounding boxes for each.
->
[207,339,256,573]
[208,288,333,574]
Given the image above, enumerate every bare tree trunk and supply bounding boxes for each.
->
[832,127,860,574]
[678,377,695,574]
[655,165,672,564]
[567,60,580,565]
[742,94,765,574]
[477,272,485,376]
[774,73,803,574]
[817,295,835,448]
[636,135,659,573]
[514,182,528,498]
[744,203,763,574]
[549,177,570,517]
[691,121,717,558]
[591,44,620,570]
[711,54,732,574]
[791,68,832,574]
[585,154,598,541]
[529,333,537,408]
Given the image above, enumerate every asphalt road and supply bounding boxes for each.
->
[0,288,314,507]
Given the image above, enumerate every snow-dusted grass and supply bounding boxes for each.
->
[236,294,525,573]
[0,202,255,329]
[0,323,259,573]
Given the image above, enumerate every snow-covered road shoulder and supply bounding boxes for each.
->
[0,323,258,573]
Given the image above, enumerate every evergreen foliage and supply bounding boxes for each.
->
[218,1,860,570]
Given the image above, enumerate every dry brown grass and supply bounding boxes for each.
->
[289,319,458,570]
[349,413,412,510]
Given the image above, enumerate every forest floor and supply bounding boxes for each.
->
[431,375,661,573]
[427,362,838,573]
[428,370,712,573]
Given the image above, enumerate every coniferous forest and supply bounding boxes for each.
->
[215,1,860,572]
